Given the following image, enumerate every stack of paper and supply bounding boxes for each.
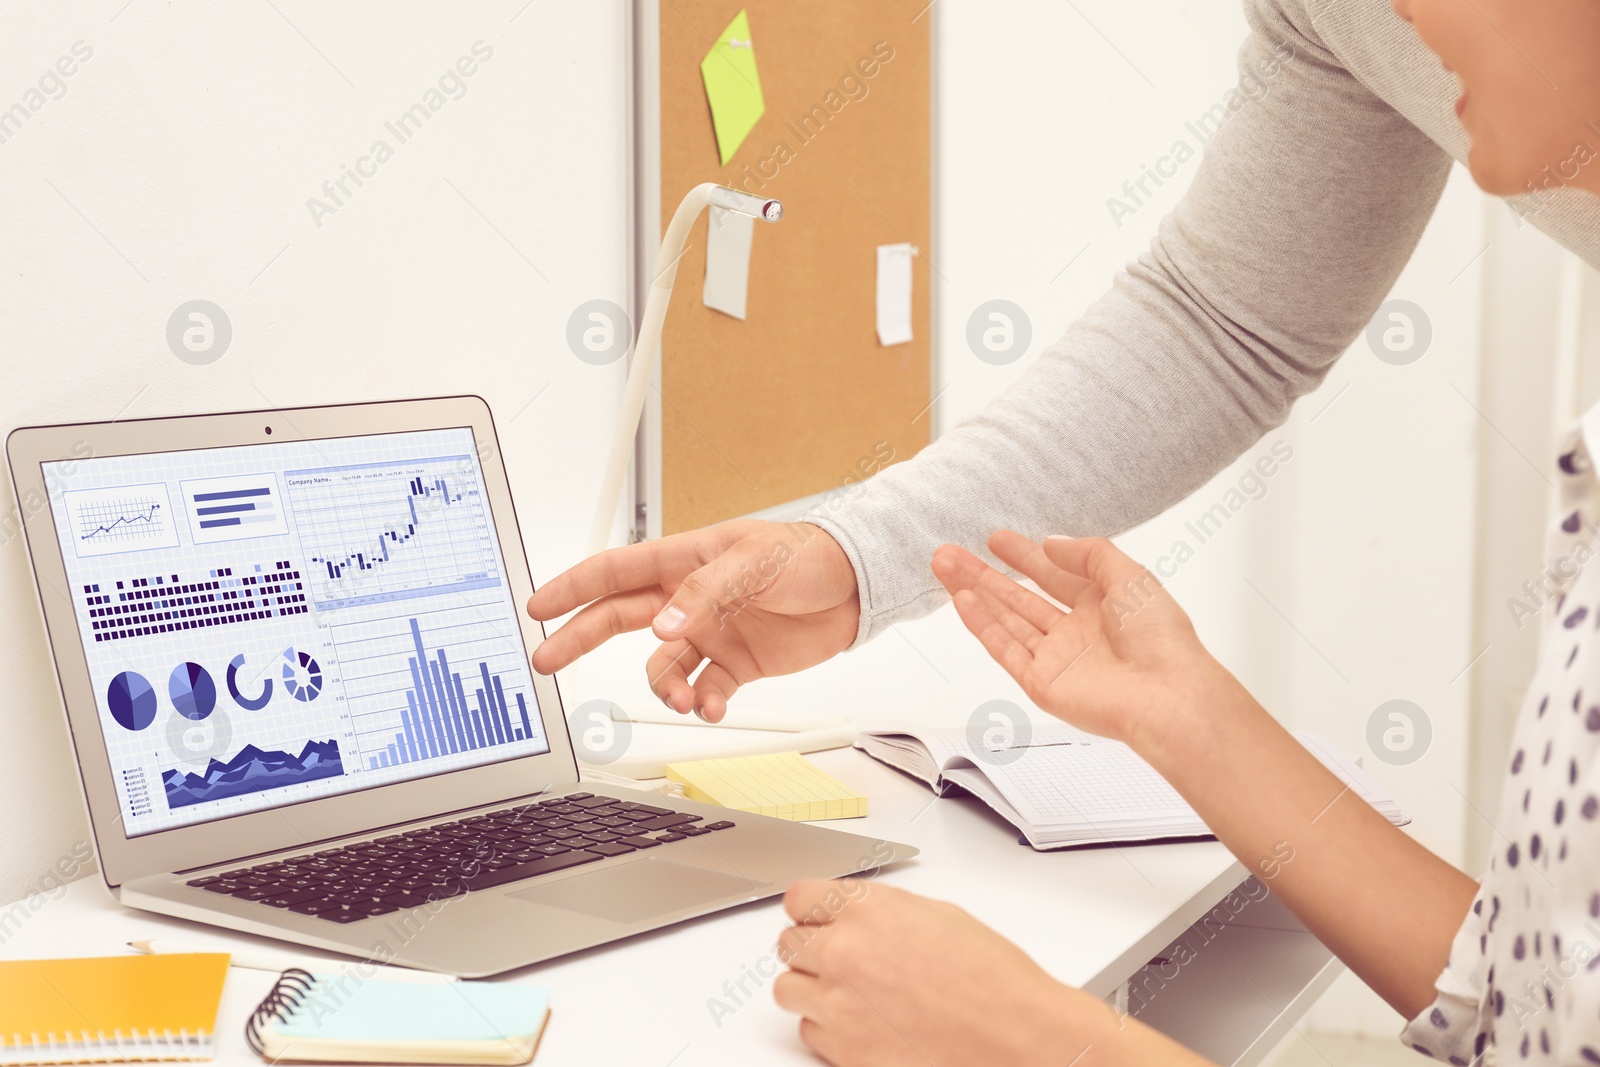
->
[666,751,867,821]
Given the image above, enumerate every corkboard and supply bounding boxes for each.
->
[657,1,932,533]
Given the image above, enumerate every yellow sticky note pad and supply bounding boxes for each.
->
[700,9,765,165]
[667,751,867,821]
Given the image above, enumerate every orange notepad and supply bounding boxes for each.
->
[0,954,229,1064]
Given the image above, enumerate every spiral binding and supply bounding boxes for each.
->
[0,1027,209,1064]
[243,968,317,1056]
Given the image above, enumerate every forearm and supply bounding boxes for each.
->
[1138,667,1476,1017]
[1048,984,1219,1066]
[816,0,1450,646]
[1096,1023,1218,1067]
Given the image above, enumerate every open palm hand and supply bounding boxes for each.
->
[931,531,1227,751]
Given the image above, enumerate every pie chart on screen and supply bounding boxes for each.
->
[107,671,158,731]
[282,647,323,702]
[168,661,216,721]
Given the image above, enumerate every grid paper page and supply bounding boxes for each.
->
[985,742,1192,828]
[666,751,867,821]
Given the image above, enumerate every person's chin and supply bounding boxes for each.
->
[1464,144,1535,199]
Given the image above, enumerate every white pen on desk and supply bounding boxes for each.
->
[128,938,458,982]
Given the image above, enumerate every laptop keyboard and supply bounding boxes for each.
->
[185,793,735,924]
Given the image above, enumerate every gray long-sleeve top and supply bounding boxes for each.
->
[809,0,1600,647]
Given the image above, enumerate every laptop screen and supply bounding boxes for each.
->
[40,426,550,838]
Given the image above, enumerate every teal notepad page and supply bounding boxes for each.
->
[276,977,549,1042]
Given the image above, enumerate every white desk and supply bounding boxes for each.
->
[1,742,1340,1066]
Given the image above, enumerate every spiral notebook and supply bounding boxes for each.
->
[0,953,230,1065]
[247,970,550,1065]
[856,723,1408,850]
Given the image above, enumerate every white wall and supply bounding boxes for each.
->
[0,1,630,905]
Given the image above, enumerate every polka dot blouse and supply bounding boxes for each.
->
[1400,420,1600,1064]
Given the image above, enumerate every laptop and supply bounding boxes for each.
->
[6,396,915,977]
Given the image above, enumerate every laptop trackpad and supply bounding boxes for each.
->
[508,859,768,924]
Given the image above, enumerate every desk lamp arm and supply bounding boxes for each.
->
[588,183,783,554]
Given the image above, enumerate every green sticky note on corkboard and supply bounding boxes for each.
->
[700,9,765,165]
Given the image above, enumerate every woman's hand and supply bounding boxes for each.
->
[527,520,859,722]
[773,879,1213,1067]
[937,531,1479,1019]
[931,531,1236,755]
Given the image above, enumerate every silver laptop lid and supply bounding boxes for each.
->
[6,396,578,888]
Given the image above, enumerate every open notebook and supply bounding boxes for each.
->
[856,722,1407,850]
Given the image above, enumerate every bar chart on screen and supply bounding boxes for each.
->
[326,600,546,773]
[178,473,291,543]
[284,455,501,611]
